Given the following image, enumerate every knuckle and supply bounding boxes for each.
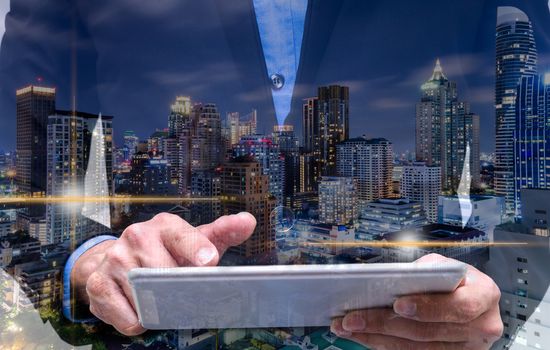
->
[123,224,144,246]
[86,272,108,297]
[153,212,179,225]
[480,321,504,341]
[460,297,483,321]
[104,243,129,266]
[490,282,502,304]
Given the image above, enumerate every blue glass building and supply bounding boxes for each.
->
[514,74,550,216]
[494,6,538,214]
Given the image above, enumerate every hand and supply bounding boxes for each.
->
[330,254,503,350]
[71,212,257,336]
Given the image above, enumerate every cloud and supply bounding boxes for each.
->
[463,85,494,104]
[145,61,239,93]
[370,97,411,110]
[0,1,8,42]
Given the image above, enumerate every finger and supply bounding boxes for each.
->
[121,222,179,268]
[345,332,468,350]
[340,308,473,342]
[96,242,141,311]
[147,213,220,266]
[196,212,257,255]
[330,317,352,338]
[86,271,145,336]
[393,265,500,323]
[414,253,466,287]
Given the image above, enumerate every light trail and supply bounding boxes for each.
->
[299,241,531,248]
[0,196,221,204]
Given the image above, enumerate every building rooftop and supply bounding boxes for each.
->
[383,223,485,242]
[52,109,114,120]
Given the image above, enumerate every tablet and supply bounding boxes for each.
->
[128,261,466,330]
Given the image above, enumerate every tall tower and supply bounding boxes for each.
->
[514,74,550,215]
[318,85,349,176]
[495,6,537,213]
[234,135,285,206]
[46,110,113,244]
[16,85,56,197]
[416,59,480,190]
[220,158,276,261]
[337,137,393,204]
[416,59,456,188]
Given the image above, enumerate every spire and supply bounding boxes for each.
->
[430,58,447,81]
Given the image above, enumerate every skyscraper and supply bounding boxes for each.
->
[169,96,192,138]
[400,162,441,223]
[336,137,393,204]
[318,176,357,225]
[234,135,285,206]
[167,96,193,188]
[514,73,550,215]
[123,130,139,162]
[179,103,224,194]
[46,110,113,244]
[272,125,300,208]
[495,6,538,213]
[220,158,276,260]
[416,60,480,190]
[227,110,257,146]
[16,85,56,197]
[318,85,350,176]
[301,86,349,185]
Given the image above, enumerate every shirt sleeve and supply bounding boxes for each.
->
[62,235,117,322]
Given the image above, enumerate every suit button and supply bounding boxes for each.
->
[270,73,285,90]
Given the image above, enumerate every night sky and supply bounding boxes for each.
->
[1,0,549,153]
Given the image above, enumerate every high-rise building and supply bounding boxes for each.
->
[220,158,276,260]
[272,125,300,208]
[123,130,139,162]
[302,97,319,154]
[486,189,550,349]
[168,96,192,138]
[356,198,427,240]
[189,169,221,226]
[415,60,480,190]
[166,96,193,189]
[227,110,257,146]
[234,135,285,205]
[16,85,56,197]
[400,162,441,223]
[514,73,550,216]
[46,110,113,244]
[318,85,349,176]
[302,86,349,182]
[147,129,169,155]
[129,153,173,195]
[179,103,225,194]
[318,176,357,225]
[336,137,393,204]
[495,6,538,213]
[416,59,456,173]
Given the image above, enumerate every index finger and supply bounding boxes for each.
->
[394,262,500,323]
[196,212,257,255]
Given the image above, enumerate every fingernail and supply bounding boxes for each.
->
[394,298,416,317]
[342,313,365,332]
[330,318,350,337]
[196,247,217,265]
